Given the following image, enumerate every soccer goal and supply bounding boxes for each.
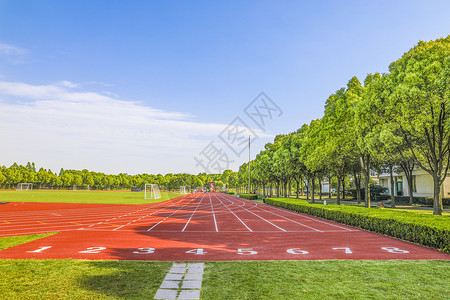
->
[16,183,33,191]
[73,185,90,191]
[180,186,188,194]
[145,183,161,199]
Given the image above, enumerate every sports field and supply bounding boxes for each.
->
[0,190,182,205]
[1,191,449,299]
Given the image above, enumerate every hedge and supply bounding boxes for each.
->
[238,194,258,200]
[265,198,450,254]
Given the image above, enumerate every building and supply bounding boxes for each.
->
[377,166,450,197]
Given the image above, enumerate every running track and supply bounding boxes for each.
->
[0,193,448,261]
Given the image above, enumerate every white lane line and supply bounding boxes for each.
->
[251,206,322,232]
[112,197,188,231]
[209,194,218,232]
[216,194,253,232]
[223,195,286,232]
[262,202,354,231]
[182,194,205,232]
[147,196,199,232]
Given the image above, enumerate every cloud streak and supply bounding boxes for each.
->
[0,81,269,174]
[0,43,30,56]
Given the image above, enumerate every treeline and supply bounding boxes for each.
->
[0,162,229,191]
[235,36,450,215]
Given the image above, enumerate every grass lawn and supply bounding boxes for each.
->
[0,190,184,205]
[0,233,58,251]
[202,260,450,300]
[0,258,448,299]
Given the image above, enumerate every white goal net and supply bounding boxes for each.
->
[73,185,90,191]
[180,186,188,194]
[145,183,161,199]
[16,183,33,191]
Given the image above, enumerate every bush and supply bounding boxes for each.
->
[392,196,450,207]
[238,194,258,200]
[265,198,450,253]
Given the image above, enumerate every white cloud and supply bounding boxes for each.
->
[56,80,80,89]
[0,43,29,56]
[0,81,271,174]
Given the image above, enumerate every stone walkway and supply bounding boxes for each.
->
[154,262,204,300]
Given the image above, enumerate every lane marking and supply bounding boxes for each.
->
[217,194,253,232]
[182,194,205,232]
[70,222,84,226]
[36,221,47,224]
[251,206,322,232]
[264,203,355,231]
[209,194,218,232]
[147,196,199,232]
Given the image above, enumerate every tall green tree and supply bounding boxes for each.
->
[387,36,450,215]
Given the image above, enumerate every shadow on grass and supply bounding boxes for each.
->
[76,260,171,299]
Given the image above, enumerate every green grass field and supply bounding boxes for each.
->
[0,257,448,299]
[0,190,183,205]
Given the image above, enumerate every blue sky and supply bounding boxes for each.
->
[0,1,449,175]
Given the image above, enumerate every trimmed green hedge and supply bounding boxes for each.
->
[265,198,450,253]
[239,194,258,200]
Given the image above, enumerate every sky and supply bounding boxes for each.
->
[0,0,449,175]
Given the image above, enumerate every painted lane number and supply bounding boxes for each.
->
[287,248,309,255]
[27,246,52,253]
[238,248,258,255]
[133,248,156,254]
[332,247,352,254]
[79,247,106,254]
[381,247,409,253]
[186,248,206,255]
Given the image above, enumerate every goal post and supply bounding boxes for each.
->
[16,183,33,191]
[180,186,188,194]
[145,183,161,199]
[73,185,90,191]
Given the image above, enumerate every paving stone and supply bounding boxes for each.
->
[154,288,178,299]
[164,273,184,281]
[187,267,203,274]
[169,267,186,274]
[173,263,187,268]
[188,263,204,268]
[177,289,200,299]
[160,280,180,289]
[184,273,203,280]
[181,280,202,289]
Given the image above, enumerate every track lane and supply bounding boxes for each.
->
[0,192,448,261]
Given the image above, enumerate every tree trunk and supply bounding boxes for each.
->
[433,174,443,215]
[305,179,309,200]
[328,175,332,199]
[289,180,292,198]
[389,165,396,208]
[296,179,299,198]
[361,155,371,208]
[352,170,362,204]
[319,178,323,201]
[311,176,315,203]
[407,176,414,205]
[336,176,341,205]
[342,177,346,200]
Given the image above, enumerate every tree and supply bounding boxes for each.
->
[387,36,450,215]
[323,88,360,204]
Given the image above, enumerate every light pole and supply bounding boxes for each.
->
[248,135,251,194]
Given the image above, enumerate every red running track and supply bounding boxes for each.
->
[0,193,448,261]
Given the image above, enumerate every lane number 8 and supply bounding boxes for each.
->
[381,247,409,253]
